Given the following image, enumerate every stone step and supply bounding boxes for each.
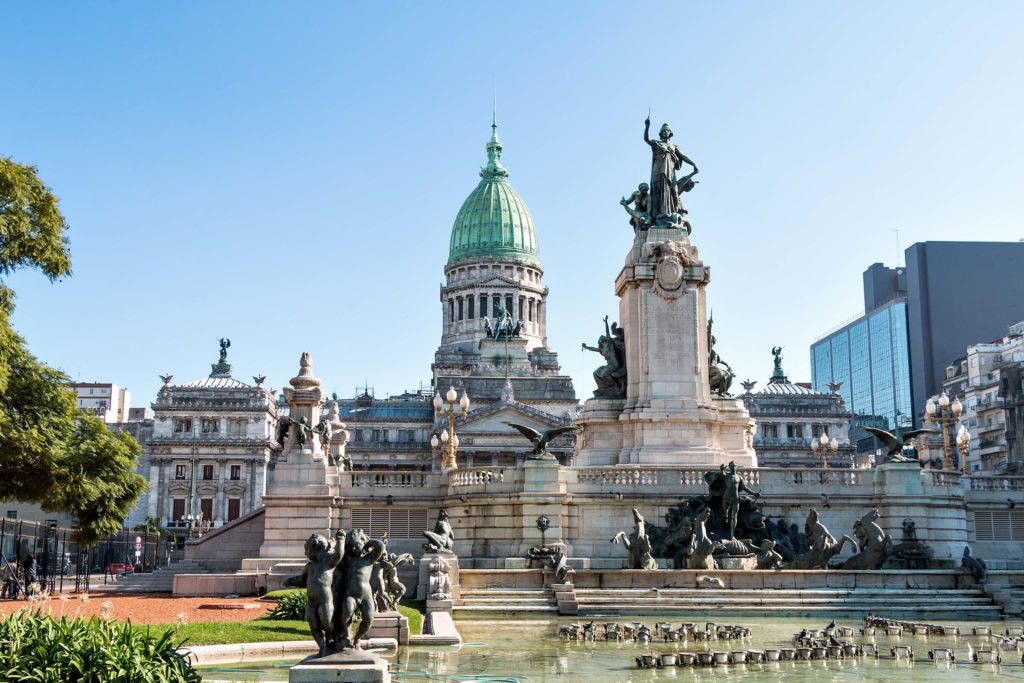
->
[577,605,1003,617]
[454,605,559,613]
[572,588,988,597]
[460,599,553,605]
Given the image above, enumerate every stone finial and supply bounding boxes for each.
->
[289,351,321,390]
[159,374,174,386]
[328,400,346,430]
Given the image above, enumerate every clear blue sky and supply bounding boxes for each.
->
[4,2,1022,406]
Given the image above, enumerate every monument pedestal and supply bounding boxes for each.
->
[289,649,390,683]
[416,553,460,604]
[575,228,756,468]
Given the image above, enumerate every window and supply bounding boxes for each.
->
[406,429,416,442]
[174,418,192,433]
[519,296,525,320]
[448,299,454,322]
[467,296,474,319]
[762,424,778,439]
[230,464,241,480]
[228,418,246,436]
[355,429,364,442]
[201,418,219,434]
[786,424,803,439]
[371,429,381,442]
[6,511,16,520]
[174,465,186,480]
[528,299,534,321]
[505,294,514,316]
[172,498,185,521]
[202,464,214,480]
[492,295,500,318]
[227,499,241,522]
[200,498,214,521]
[479,294,487,319]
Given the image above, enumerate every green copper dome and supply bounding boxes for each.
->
[447,124,540,269]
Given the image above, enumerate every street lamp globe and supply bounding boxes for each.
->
[446,386,458,403]
[830,437,839,453]
[432,392,443,412]
[440,429,449,443]
[952,396,963,417]
[459,391,470,412]
[938,392,950,408]
[926,398,937,416]
[819,433,829,446]
[430,434,439,449]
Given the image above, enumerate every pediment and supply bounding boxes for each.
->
[459,402,564,434]
[475,275,520,288]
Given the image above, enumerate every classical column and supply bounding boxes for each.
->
[217,458,227,523]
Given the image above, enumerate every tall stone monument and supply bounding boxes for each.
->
[259,353,340,559]
[575,117,756,467]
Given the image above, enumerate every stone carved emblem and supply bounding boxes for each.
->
[428,558,452,600]
[643,240,690,300]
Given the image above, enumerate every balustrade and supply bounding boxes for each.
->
[345,472,429,488]
[449,468,506,487]
[969,476,1024,491]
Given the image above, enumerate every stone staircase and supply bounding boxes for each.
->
[94,560,211,594]
[454,587,558,615]
[569,586,1003,619]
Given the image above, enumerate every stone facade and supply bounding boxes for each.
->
[740,365,858,468]
[147,350,277,549]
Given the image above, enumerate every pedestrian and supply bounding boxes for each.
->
[22,553,37,597]
[0,562,11,599]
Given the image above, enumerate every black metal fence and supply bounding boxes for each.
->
[0,519,160,596]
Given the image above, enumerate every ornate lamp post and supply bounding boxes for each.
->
[181,512,210,540]
[431,386,469,472]
[956,423,971,475]
[810,432,838,468]
[925,392,963,471]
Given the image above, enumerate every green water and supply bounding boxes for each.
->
[198,616,1024,682]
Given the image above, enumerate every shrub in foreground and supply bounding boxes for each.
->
[0,609,200,682]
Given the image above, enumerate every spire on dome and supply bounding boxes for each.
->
[483,94,507,179]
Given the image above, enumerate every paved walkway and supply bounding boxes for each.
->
[0,593,272,625]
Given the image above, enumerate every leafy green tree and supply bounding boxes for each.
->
[0,157,146,543]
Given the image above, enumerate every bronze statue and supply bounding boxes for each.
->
[839,509,891,570]
[962,545,987,584]
[218,337,231,362]
[863,426,936,463]
[772,346,783,373]
[790,509,856,569]
[283,530,346,657]
[503,422,576,460]
[708,316,734,396]
[314,417,333,457]
[643,117,698,229]
[335,529,386,650]
[620,182,651,232]
[422,509,455,554]
[582,316,627,399]
[611,508,657,570]
[721,462,760,540]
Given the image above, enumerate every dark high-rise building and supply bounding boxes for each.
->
[811,241,1024,432]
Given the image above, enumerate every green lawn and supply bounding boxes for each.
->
[147,619,309,646]
[144,594,424,646]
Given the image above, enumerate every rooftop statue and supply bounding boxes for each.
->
[643,116,698,230]
[582,316,627,399]
[219,337,231,361]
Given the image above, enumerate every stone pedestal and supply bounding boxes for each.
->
[366,611,409,645]
[416,553,460,603]
[289,649,390,683]
[872,462,968,561]
[258,353,340,560]
[574,228,756,468]
[512,458,571,558]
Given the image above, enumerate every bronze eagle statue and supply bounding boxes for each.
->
[503,422,576,459]
[863,426,936,463]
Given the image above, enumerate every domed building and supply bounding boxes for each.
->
[430,120,578,467]
[335,120,578,472]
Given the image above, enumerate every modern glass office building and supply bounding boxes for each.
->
[811,298,913,435]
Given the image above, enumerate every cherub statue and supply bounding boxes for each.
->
[335,529,386,650]
[283,530,345,657]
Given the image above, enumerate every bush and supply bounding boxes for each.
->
[266,590,307,620]
[0,609,200,682]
